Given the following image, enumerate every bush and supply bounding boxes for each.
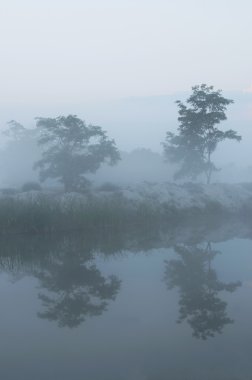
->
[22,182,42,192]
[71,177,92,194]
[97,182,121,192]
[1,188,18,196]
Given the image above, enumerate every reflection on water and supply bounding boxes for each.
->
[0,220,251,379]
[37,255,120,328]
[165,242,241,339]
[0,227,245,332]
[0,235,121,328]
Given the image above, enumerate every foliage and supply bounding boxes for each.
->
[1,121,40,185]
[0,234,121,328]
[34,115,120,192]
[37,255,121,328]
[3,120,33,141]
[22,181,42,192]
[0,188,18,196]
[163,84,241,183]
[0,194,162,234]
[97,182,121,192]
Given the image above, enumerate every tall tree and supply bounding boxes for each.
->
[34,115,120,192]
[163,84,241,183]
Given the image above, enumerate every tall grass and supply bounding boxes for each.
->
[0,192,236,235]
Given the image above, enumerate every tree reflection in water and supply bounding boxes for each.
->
[165,242,241,340]
[36,255,120,328]
[0,235,121,328]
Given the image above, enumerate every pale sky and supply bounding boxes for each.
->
[1,0,252,105]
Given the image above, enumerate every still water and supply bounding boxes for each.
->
[0,224,252,380]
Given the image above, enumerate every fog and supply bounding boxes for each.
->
[0,90,252,188]
[2,2,252,379]
[1,0,252,188]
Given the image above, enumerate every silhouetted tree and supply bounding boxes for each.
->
[36,255,120,328]
[0,235,121,328]
[165,242,241,339]
[163,84,241,183]
[34,115,120,192]
[3,120,30,140]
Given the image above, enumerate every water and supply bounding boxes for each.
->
[0,224,252,380]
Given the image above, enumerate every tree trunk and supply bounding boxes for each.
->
[206,151,212,185]
[63,178,73,192]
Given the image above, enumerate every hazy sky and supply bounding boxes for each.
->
[1,0,252,105]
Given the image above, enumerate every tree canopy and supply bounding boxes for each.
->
[163,84,241,183]
[34,115,120,192]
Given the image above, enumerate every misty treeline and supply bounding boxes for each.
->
[0,84,241,192]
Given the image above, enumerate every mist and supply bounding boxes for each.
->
[2,1,252,379]
[1,90,252,188]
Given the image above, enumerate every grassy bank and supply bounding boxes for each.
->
[0,191,236,235]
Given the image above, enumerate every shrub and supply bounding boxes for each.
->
[22,181,42,192]
[97,182,121,192]
[72,177,92,194]
[1,188,18,196]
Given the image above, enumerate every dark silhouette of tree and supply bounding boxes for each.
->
[164,242,241,339]
[163,84,241,183]
[36,255,120,328]
[0,235,121,328]
[3,120,31,140]
[25,237,121,328]
[34,115,120,192]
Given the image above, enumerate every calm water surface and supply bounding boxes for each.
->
[0,226,252,380]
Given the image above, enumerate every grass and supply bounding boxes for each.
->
[0,190,238,235]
